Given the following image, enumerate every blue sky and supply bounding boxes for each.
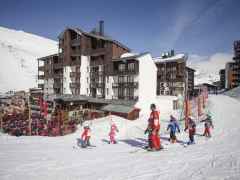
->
[1,0,240,74]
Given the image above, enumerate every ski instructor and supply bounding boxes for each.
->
[149,103,162,150]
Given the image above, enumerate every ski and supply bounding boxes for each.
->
[130,147,176,154]
[79,144,96,147]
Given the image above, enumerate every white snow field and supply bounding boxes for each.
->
[0,93,240,179]
[0,27,58,93]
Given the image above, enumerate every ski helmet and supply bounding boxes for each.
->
[84,124,89,129]
[207,113,212,118]
[110,120,115,126]
[189,116,194,120]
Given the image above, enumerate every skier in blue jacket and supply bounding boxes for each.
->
[167,115,180,143]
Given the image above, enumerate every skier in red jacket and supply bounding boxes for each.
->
[149,103,162,150]
[81,124,91,148]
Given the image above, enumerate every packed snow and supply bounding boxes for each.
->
[0,27,58,93]
[0,93,240,179]
[223,86,240,101]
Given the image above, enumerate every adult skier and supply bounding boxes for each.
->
[167,115,180,143]
[184,116,196,145]
[149,103,162,150]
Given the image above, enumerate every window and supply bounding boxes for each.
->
[161,83,164,87]
[87,88,88,94]
[161,67,164,71]
[171,67,176,71]
[107,65,109,70]
[127,76,134,82]
[157,67,161,71]
[166,91,169,95]
[161,91,164,95]
[127,89,134,96]
[65,67,66,72]
[107,42,109,47]
[65,47,66,52]
[118,76,125,83]
[107,77,109,83]
[87,67,89,73]
[128,63,134,70]
[103,77,105,83]
[64,88,65,93]
[119,64,125,70]
[107,53,109,59]
[107,88,109,95]
[87,78,88,83]
[118,89,124,96]
[47,70,49,74]
[64,77,66,83]
[50,60,52,64]
[46,88,48,93]
[103,66,106,71]
[50,70,52,74]
[46,79,48,83]
[171,75,176,79]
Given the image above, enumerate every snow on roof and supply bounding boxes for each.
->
[112,52,149,62]
[153,53,188,64]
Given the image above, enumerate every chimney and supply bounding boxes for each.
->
[171,50,174,56]
[99,21,104,36]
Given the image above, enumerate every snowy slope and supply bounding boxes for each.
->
[0,27,58,93]
[223,86,240,101]
[0,93,240,179]
[188,65,220,85]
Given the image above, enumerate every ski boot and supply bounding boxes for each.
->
[168,138,173,141]
[187,141,192,145]
[113,140,117,144]
[189,141,195,145]
[173,139,177,143]
[208,134,211,138]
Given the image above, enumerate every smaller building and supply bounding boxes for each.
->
[219,69,225,89]
[186,66,196,98]
[104,104,141,120]
[225,62,234,88]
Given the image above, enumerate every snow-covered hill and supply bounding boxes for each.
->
[0,27,58,93]
[188,65,220,85]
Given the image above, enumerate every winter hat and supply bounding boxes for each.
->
[170,114,175,118]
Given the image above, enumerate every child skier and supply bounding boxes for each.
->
[144,118,152,148]
[203,113,214,137]
[184,116,196,145]
[81,124,91,148]
[167,115,180,143]
[109,120,119,144]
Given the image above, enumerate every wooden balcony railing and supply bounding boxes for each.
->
[70,49,81,56]
[53,83,63,88]
[97,95,105,99]
[90,71,106,77]
[89,94,96,98]
[38,84,44,88]
[90,59,106,66]
[38,66,44,71]
[53,62,63,69]
[90,83,105,88]
[38,75,45,80]
[167,78,184,82]
[112,96,138,101]
[71,39,81,46]
[70,72,76,77]
[69,83,80,88]
[113,69,137,76]
[169,87,184,91]
[53,72,63,78]
[70,60,81,66]
[157,79,165,82]
[90,47,106,56]
[167,70,185,75]
[112,82,138,89]
[157,71,165,75]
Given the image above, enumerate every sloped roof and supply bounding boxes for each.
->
[153,53,188,64]
[57,27,131,52]
[54,94,88,102]
[37,53,58,61]
[112,52,149,62]
[90,28,112,38]
[104,104,141,114]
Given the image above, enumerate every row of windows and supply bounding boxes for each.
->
[119,63,134,70]
[157,67,177,71]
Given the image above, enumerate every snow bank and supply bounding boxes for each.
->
[223,86,240,101]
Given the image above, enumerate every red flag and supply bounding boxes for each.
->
[40,98,42,111]
[44,101,47,117]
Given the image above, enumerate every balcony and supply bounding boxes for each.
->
[38,66,44,71]
[113,69,137,76]
[90,47,106,56]
[70,49,81,56]
[167,78,184,82]
[53,62,63,69]
[157,86,165,90]
[167,70,184,75]
[53,72,63,78]
[233,74,240,77]
[233,79,240,83]
[169,87,184,91]
[59,53,64,58]
[71,39,81,46]
[59,43,64,49]
[90,83,105,88]
[112,82,138,89]
[70,60,81,66]
[157,79,165,82]
[90,71,106,77]
[38,84,44,88]
[89,94,96,98]
[69,83,80,88]
[97,95,105,99]
[233,67,240,71]
[112,96,138,101]
[70,72,81,77]
[53,83,63,88]
[38,75,45,80]
[90,59,106,66]
[233,56,240,60]
[157,71,165,75]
